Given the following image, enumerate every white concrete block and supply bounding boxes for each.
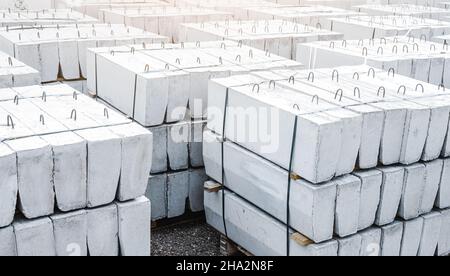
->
[353,170,382,231]
[14,217,56,256]
[189,120,205,167]
[437,209,450,256]
[0,226,17,256]
[87,205,119,256]
[117,197,151,256]
[51,210,88,257]
[0,143,17,228]
[400,217,424,256]
[109,123,153,201]
[376,166,404,226]
[189,169,209,213]
[380,222,403,257]
[437,159,450,209]
[146,174,168,221]
[334,175,361,238]
[149,125,168,174]
[338,234,362,257]
[5,137,54,219]
[359,228,382,256]
[41,132,87,212]
[399,164,426,220]
[421,160,443,214]
[167,171,190,218]
[75,128,121,208]
[168,122,189,171]
[418,212,443,256]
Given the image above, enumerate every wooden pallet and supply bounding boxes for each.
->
[220,235,253,256]
[151,211,205,230]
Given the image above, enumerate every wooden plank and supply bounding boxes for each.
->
[291,232,314,246]
[204,182,223,193]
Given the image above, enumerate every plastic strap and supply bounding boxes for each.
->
[286,116,298,256]
[221,88,230,237]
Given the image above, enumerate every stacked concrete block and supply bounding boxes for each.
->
[297,36,450,88]
[327,16,450,40]
[0,0,53,10]
[179,20,343,59]
[99,6,233,42]
[0,24,167,83]
[353,4,450,20]
[0,83,152,256]
[205,184,450,256]
[0,9,98,27]
[203,64,450,255]
[265,0,377,10]
[54,0,170,18]
[244,5,363,30]
[0,50,40,87]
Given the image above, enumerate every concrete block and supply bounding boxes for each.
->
[117,197,151,256]
[421,160,443,214]
[189,120,205,167]
[167,171,190,218]
[334,175,361,238]
[5,137,54,219]
[380,221,403,257]
[418,212,443,256]
[14,217,56,256]
[376,166,404,226]
[437,209,450,256]
[399,164,426,220]
[146,174,168,221]
[436,158,450,209]
[0,226,17,256]
[149,125,168,174]
[51,210,88,257]
[41,132,87,212]
[0,143,17,228]
[75,128,122,208]
[400,217,424,256]
[359,228,382,256]
[338,234,362,257]
[87,205,119,256]
[109,123,153,201]
[189,169,209,213]
[168,122,189,171]
[353,170,382,231]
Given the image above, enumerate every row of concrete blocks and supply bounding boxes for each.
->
[146,168,209,221]
[297,37,450,88]
[204,130,450,243]
[0,50,41,88]
[0,197,151,256]
[205,187,450,256]
[0,84,153,227]
[207,66,450,184]
[0,24,168,82]
[149,120,206,174]
[0,9,98,27]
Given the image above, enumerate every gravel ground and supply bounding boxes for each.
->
[151,220,221,256]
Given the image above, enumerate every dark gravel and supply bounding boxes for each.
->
[151,220,221,256]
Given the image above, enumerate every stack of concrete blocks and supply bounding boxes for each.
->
[54,0,170,18]
[0,9,98,27]
[172,0,288,20]
[179,20,343,59]
[440,2,450,9]
[0,84,152,256]
[328,15,450,40]
[0,23,167,91]
[99,6,233,43]
[265,0,380,10]
[86,40,302,221]
[0,0,53,10]
[243,5,363,30]
[0,50,40,88]
[202,65,450,256]
[353,4,450,20]
[296,36,450,88]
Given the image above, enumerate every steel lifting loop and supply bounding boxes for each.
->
[362,47,368,56]
[388,68,395,78]
[7,57,13,66]
[130,47,135,54]
[378,86,386,98]
[397,85,407,95]
[104,108,109,119]
[377,47,384,55]
[342,40,347,48]
[289,76,295,84]
[420,34,427,42]
[221,42,226,50]
[307,72,315,82]
[368,68,376,78]
[144,64,150,72]
[354,87,361,98]
[311,95,319,104]
[292,104,300,111]
[73,92,78,100]
[353,72,360,80]
[196,57,201,64]
[196,41,201,48]
[329,41,335,49]
[70,109,77,121]
[392,45,398,54]
[430,44,436,51]
[6,115,14,129]
[235,55,242,63]
[110,50,115,56]
[380,37,387,45]
[39,114,45,125]
[413,43,419,52]
[175,58,181,65]
[416,83,425,93]
[335,89,344,102]
[439,84,446,91]
[403,45,409,53]
[13,95,19,105]
[41,91,47,102]
[332,70,339,82]
[252,84,260,93]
